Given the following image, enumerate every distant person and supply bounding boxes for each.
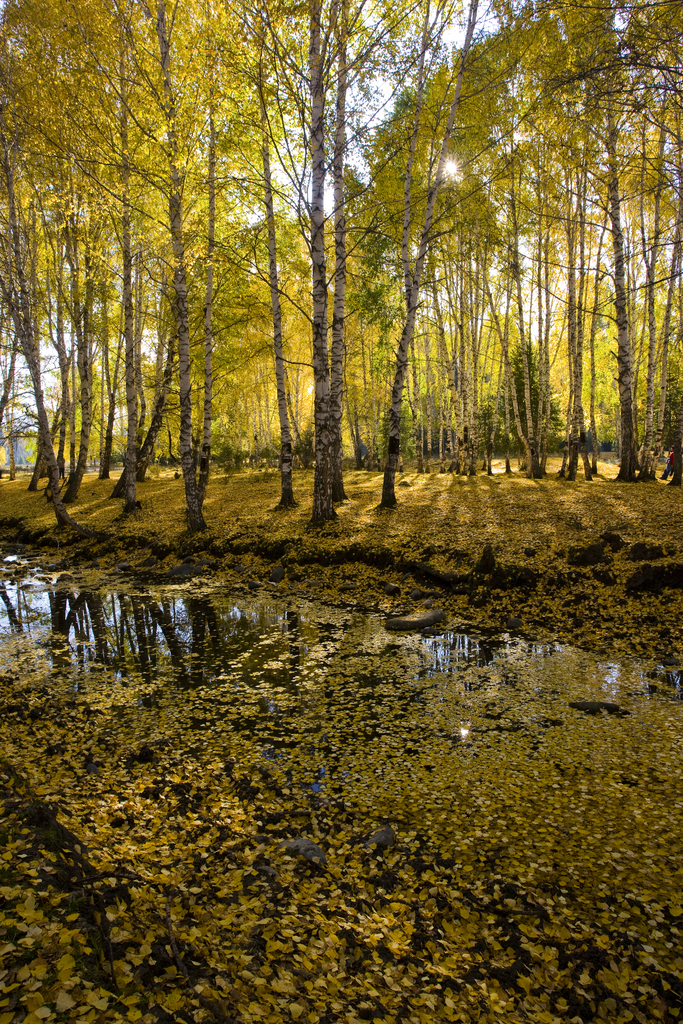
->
[662,447,675,480]
[58,455,65,480]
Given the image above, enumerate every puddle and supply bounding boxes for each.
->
[1,553,681,795]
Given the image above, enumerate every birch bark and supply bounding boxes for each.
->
[652,216,681,471]
[330,0,348,501]
[260,64,295,506]
[606,104,637,481]
[100,300,122,480]
[154,0,206,530]
[510,165,541,478]
[637,120,666,480]
[62,219,93,503]
[121,56,138,515]
[310,0,335,520]
[197,104,215,508]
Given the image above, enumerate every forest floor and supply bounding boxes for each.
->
[2,460,683,1024]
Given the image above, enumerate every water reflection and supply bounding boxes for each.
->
[1,560,681,708]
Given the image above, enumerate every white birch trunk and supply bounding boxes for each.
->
[120,54,137,514]
[155,0,206,530]
[310,0,335,520]
[330,0,348,501]
[606,104,637,481]
[260,61,295,506]
[197,104,215,508]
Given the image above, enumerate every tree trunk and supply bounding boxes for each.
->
[155,0,206,531]
[504,362,512,473]
[260,66,295,507]
[197,104,215,508]
[0,317,18,438]
[309,0,335,521]
[100,287,122,479]
[606,104,637,481]
[638,121,667,480]
[62,220,93,503]
[120,60,138,515]
[510,160,541,478]
[423,331,432,471]
[588,218,606,474]
[330,0,348,501]
[69,339,76,475]
[134,244,146,435]
[652,219,681,472]
[670,391,683,487]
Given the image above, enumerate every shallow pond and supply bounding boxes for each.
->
[2,550,681,802]
[4,549,683,1024]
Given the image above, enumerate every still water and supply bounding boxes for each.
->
[1,550,681,794]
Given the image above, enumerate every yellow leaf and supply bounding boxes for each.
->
[55,991,76,1013]
[670,906,683,917]
[1,1013,16,1024]
[57,954,75,973]
[34,1009,51,1020]
[289,1005,304,1019]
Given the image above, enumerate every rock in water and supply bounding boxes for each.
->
[423,598,433,608]
[269,565,286,583]
[248,580,263,591]
[507,616,523,629]
[279,838,327,865]
[167,563,195,577]
[409,587,423,600]
[140,556,157,567]
[363,825,395,852]
[385,609,445,632]
[384,583,400,596]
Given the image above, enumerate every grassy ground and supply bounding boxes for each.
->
[1,457,681,657]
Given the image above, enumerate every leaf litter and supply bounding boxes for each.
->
[1,579,683,1024]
